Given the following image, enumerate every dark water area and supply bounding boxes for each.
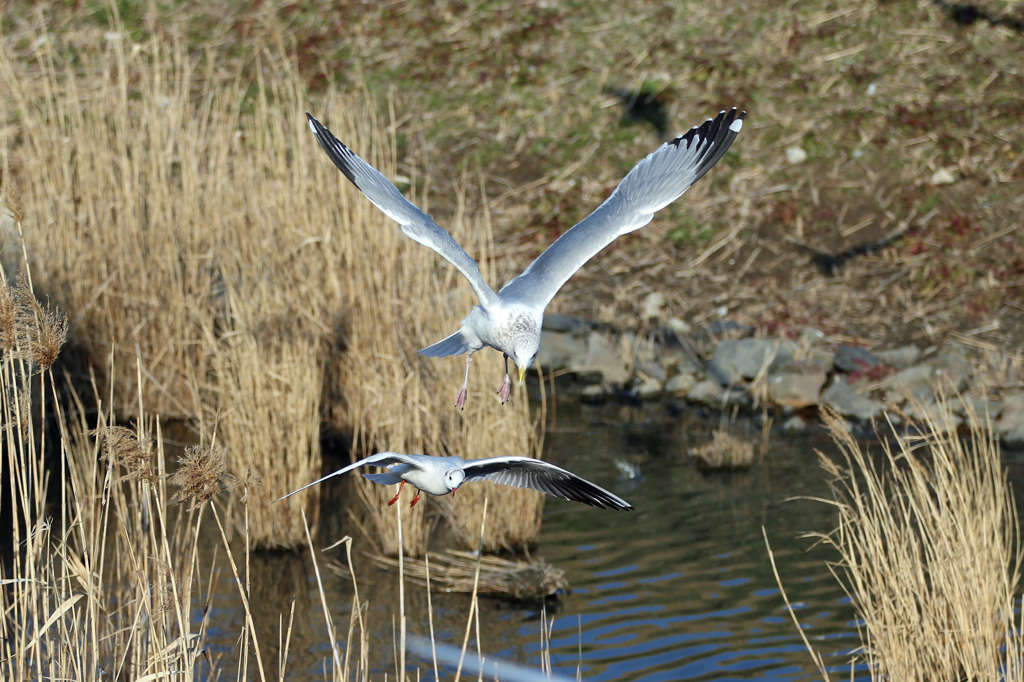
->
[200,401,1024,680]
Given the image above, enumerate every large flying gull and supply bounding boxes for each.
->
[308,107,745,408]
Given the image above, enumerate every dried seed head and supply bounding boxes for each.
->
[12,276,69,371]
[228,465,263,502]
[0,280,17,352]
[93,426,157,483]
[27,302,68,371]
[1,172,24,223]
[170,444,227,507]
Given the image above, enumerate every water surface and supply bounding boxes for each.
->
[206,401,884,680]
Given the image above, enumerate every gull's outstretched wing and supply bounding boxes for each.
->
[307,113,499,309]
[499,108,745,309]
[276,451,425,502]
[461,456,634,510]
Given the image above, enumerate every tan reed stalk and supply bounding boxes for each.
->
[454,496,489,682]
[816,396,1024,680]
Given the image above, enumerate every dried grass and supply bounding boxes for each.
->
[815,400,1024,679]
[0,262,552,680]
[1,15,544,552]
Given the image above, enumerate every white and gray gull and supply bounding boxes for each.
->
[307,108,745,408]
[277,452,634,511]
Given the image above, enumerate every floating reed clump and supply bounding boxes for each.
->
[374,549,568,601]
[689,428,755,470]
[817,402,1024,679]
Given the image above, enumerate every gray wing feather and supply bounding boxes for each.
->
[461,457,634,510]
[499,108,745,309]
[307,113,499,309]
[419,329,473,358]
[276,451,425,502]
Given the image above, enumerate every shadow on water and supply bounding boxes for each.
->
[200,399,1024,680]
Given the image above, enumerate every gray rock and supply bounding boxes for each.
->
[834,345,882,373]
[798,327,825,347]
[903,400,963,432]
[881,365,936,403]
[767,361,828,408]
[806,348,836,368]
[950,395,1002,420]
[569,332,631,387]
[686,379,725,404]
[707,338,795,385]
[633,375,663,400]
[689,320,755,357]
[536,330,586,371]
[874,346,921,369]
[664,371,698,395]
[930,346,972,392]
[821,376,885,421]
[995,393,1024,448]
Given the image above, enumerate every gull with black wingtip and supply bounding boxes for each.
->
[277,451,633,511]
[308,107,745,408]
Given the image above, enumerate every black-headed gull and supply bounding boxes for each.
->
[308,108,745,408]
[277,452,633,511]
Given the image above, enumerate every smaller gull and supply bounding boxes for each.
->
[277,452,634,511]
[308,107,745,408]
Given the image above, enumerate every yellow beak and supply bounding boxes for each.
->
[518,366,526,385]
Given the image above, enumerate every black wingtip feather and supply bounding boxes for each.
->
[306,112,362,189]
[663,107,745,188]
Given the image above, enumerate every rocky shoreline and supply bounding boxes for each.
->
[536,307,1024,449]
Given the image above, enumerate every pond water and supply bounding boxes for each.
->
[203,400,895,681]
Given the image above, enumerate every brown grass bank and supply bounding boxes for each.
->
[1,14,540,552]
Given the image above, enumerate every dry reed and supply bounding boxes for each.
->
[0,258,545,680]
[816,401,1024,679]
[2,11,543,552]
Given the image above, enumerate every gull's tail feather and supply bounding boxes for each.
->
[419,330,471,357]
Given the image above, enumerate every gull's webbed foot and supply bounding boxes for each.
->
[410,490,421,507]
[497,373,512,404]
[387,480,405,506]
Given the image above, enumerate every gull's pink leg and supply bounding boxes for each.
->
[455,354,473,410]
[409,490,421,507]
[387,480,405,506]
[496,354,512,404]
